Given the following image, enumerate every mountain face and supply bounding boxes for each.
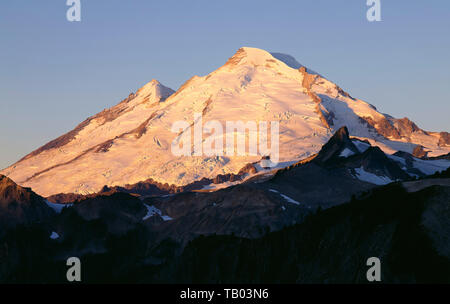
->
[2,47,450,197]
[0,175,54,232]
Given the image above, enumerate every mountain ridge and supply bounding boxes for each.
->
[1,47,449,197]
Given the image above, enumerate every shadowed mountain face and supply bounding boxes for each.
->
[158,184,450,284]
[313,126,358,164]
[312,126,408,180]
[0,175,54,232]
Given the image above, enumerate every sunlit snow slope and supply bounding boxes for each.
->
[2,47,449,196]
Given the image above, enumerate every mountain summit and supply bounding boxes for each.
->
[2,47,449,196]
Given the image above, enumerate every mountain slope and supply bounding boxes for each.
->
[2,47,449,197]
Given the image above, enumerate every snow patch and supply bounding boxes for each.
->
[269,189,301,205]
[143,204,173,221]
[353,167,393,185]
[388,154,450,176]
[270,53,302,69]
[45,200,73,214]
[279,194,301,205]
[352,140,371,153]
[388,155,407,166]
[413,158,450,176]
[340,148,356,158]
[201,180,242,190]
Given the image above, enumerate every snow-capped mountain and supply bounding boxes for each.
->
[2,47,450,197]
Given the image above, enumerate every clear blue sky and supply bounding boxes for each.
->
[1,0,449,169]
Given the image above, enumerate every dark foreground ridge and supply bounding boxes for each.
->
[1,177,449,283]
[163,183,450,283]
